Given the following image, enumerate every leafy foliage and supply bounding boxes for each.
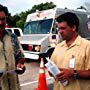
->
[6,2,56,30]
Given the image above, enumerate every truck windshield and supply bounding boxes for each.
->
[24,19,53,34]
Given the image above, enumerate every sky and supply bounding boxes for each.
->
[0,0,90,15]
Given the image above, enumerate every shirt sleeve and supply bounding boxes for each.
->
[50,46,57,64]
[11,34,24,63]
[85,43,90,70]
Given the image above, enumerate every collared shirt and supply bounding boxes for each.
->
[51,36,90,90]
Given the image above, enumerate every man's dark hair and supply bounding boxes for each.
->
[56,12,79,32]
[0,4,8,16]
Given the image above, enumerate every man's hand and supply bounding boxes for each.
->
[56,68,74,83]
[17,58,25,64]
[16,63,26,74]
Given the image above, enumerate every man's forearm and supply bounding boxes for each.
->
[76,70,90,79]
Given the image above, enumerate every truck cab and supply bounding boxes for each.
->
[19,9,59,60]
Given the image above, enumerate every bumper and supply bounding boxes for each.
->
[24,51,39,60]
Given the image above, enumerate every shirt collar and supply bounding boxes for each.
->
[71,35,81,46]
[60,35,81,47]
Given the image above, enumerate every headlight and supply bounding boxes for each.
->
[35,45,41,52]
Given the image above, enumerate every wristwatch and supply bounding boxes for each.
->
[73,70,78,80]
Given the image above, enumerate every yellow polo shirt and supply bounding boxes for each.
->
[51,36,90,90]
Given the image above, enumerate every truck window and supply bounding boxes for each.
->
[5,29,12,33]
[24,19,53,34]
[52,21,58,34]
[14,29,20,36]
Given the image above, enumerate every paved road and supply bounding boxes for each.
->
[18,61,54,90]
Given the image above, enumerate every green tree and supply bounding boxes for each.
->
[8,2,56,30]
[30,2,56,13]
[16,2,56,29]
[12,14,20,27]
[16,19,24,29]
[6,13,13,27]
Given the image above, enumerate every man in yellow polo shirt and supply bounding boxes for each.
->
[50,12,90,90]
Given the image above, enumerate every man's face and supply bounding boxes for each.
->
[57,21,74,41]
[0,11,6,30]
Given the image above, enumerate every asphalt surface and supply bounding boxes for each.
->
[18,61,54,90]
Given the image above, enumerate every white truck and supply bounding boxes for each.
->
[17,9,59,60]
[6,8,90,61]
